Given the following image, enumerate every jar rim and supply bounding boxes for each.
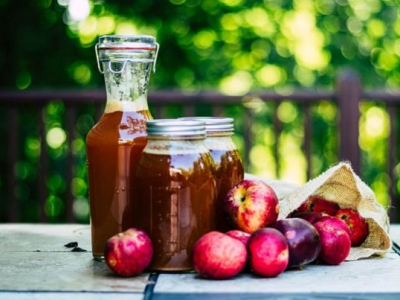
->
[147,119,207,137]
[179,117,234,132]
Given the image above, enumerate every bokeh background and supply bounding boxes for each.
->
[0,0,399,222]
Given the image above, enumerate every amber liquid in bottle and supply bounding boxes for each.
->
[209,145,244,232]
[135,150,216,271]
[86,109,152,259]
[89,35,157,260]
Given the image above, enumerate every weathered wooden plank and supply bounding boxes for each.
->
[0,252,149,292]
[152,293,400,300]
[155,252,400,295]
[155,105,164,119]
[387,105,397,223]
[243,108,252,170]
[0,90,333,105]
[0,225,149,294]
[95,105,103,123]
[183,105,195,117]
[363,91,400,103]
[390,224,400,245]
[8,106,18,221]
[0,292,143,300]
[212,105,223,117]
[65,106,76,222]
[272,104,281,178]
[303,104,312,180]
[37,106,47,222]
[0,224,91,252]
[0,224,399,299]
[336,70,361,175]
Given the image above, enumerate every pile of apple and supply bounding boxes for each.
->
[102,179,369,279]
[193,180,369,279]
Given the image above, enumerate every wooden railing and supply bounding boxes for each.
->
[0,70,399,223]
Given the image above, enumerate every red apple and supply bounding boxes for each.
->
[292,212,327,223]
[296,196,340,215]
[193,231,247,279]
[313,216,352,238]
[224,180,279,233]
[313,219,351,265]
[226,230,252,272]
[247,228,289,277]
[272,218,321,268]
[225,230,251,246]
[335,208,369,246]
[104,228,153,277]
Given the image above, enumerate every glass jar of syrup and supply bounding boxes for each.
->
[86,35,158,261]
[181,117,244,232]
[134,120,216,271]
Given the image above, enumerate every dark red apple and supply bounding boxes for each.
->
[313,216,351,238]
[313,219,351,265]
[335,208,369,246]
[272,218,321,268]
[226,230,251,246]
[104,228,153,277]
[296,196,340,215]
[193,231,247,279]
[224,180,279,233]
[292,212,327,223]
[247,228,289,277]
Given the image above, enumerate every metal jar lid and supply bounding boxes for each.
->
[179,117,234,132]
[146,119,206,137]
[95,35,159,74]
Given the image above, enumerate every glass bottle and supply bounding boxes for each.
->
[86,35,158,261]
[181,117,244,232]
[134,120,216,271]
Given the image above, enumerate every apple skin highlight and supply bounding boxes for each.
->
[336,208,369,246]
[192,231,247,279]
[313,219,351,265]
[104,228,153,277]
[296,196,340,216]
[247,228,289,277]
[224,180,279,233]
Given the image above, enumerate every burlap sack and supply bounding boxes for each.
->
[246,161,392,260]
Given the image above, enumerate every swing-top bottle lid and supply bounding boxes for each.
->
[95,35,159,73]
[98,35,157,50]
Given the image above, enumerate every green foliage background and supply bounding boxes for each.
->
[0,0,399,222]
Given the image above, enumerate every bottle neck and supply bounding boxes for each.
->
[102,61,152,113]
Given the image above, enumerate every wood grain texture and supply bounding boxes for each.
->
[0,224,399,299]
[0,225,149,293]
[155,252,400,295]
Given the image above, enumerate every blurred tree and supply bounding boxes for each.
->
[0,0,398,222]
[1,0,400,90]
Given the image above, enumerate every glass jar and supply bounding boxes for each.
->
[86,35,158,261]
[134,120,216,271]
[181,117,244,232]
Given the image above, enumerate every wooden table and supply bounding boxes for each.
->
[1,224,399,300]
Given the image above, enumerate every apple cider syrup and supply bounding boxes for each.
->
[134,120,216,271]
[86,35,158,260]
[181,117,244,232]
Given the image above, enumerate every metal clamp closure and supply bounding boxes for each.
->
[95,42,160,74]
